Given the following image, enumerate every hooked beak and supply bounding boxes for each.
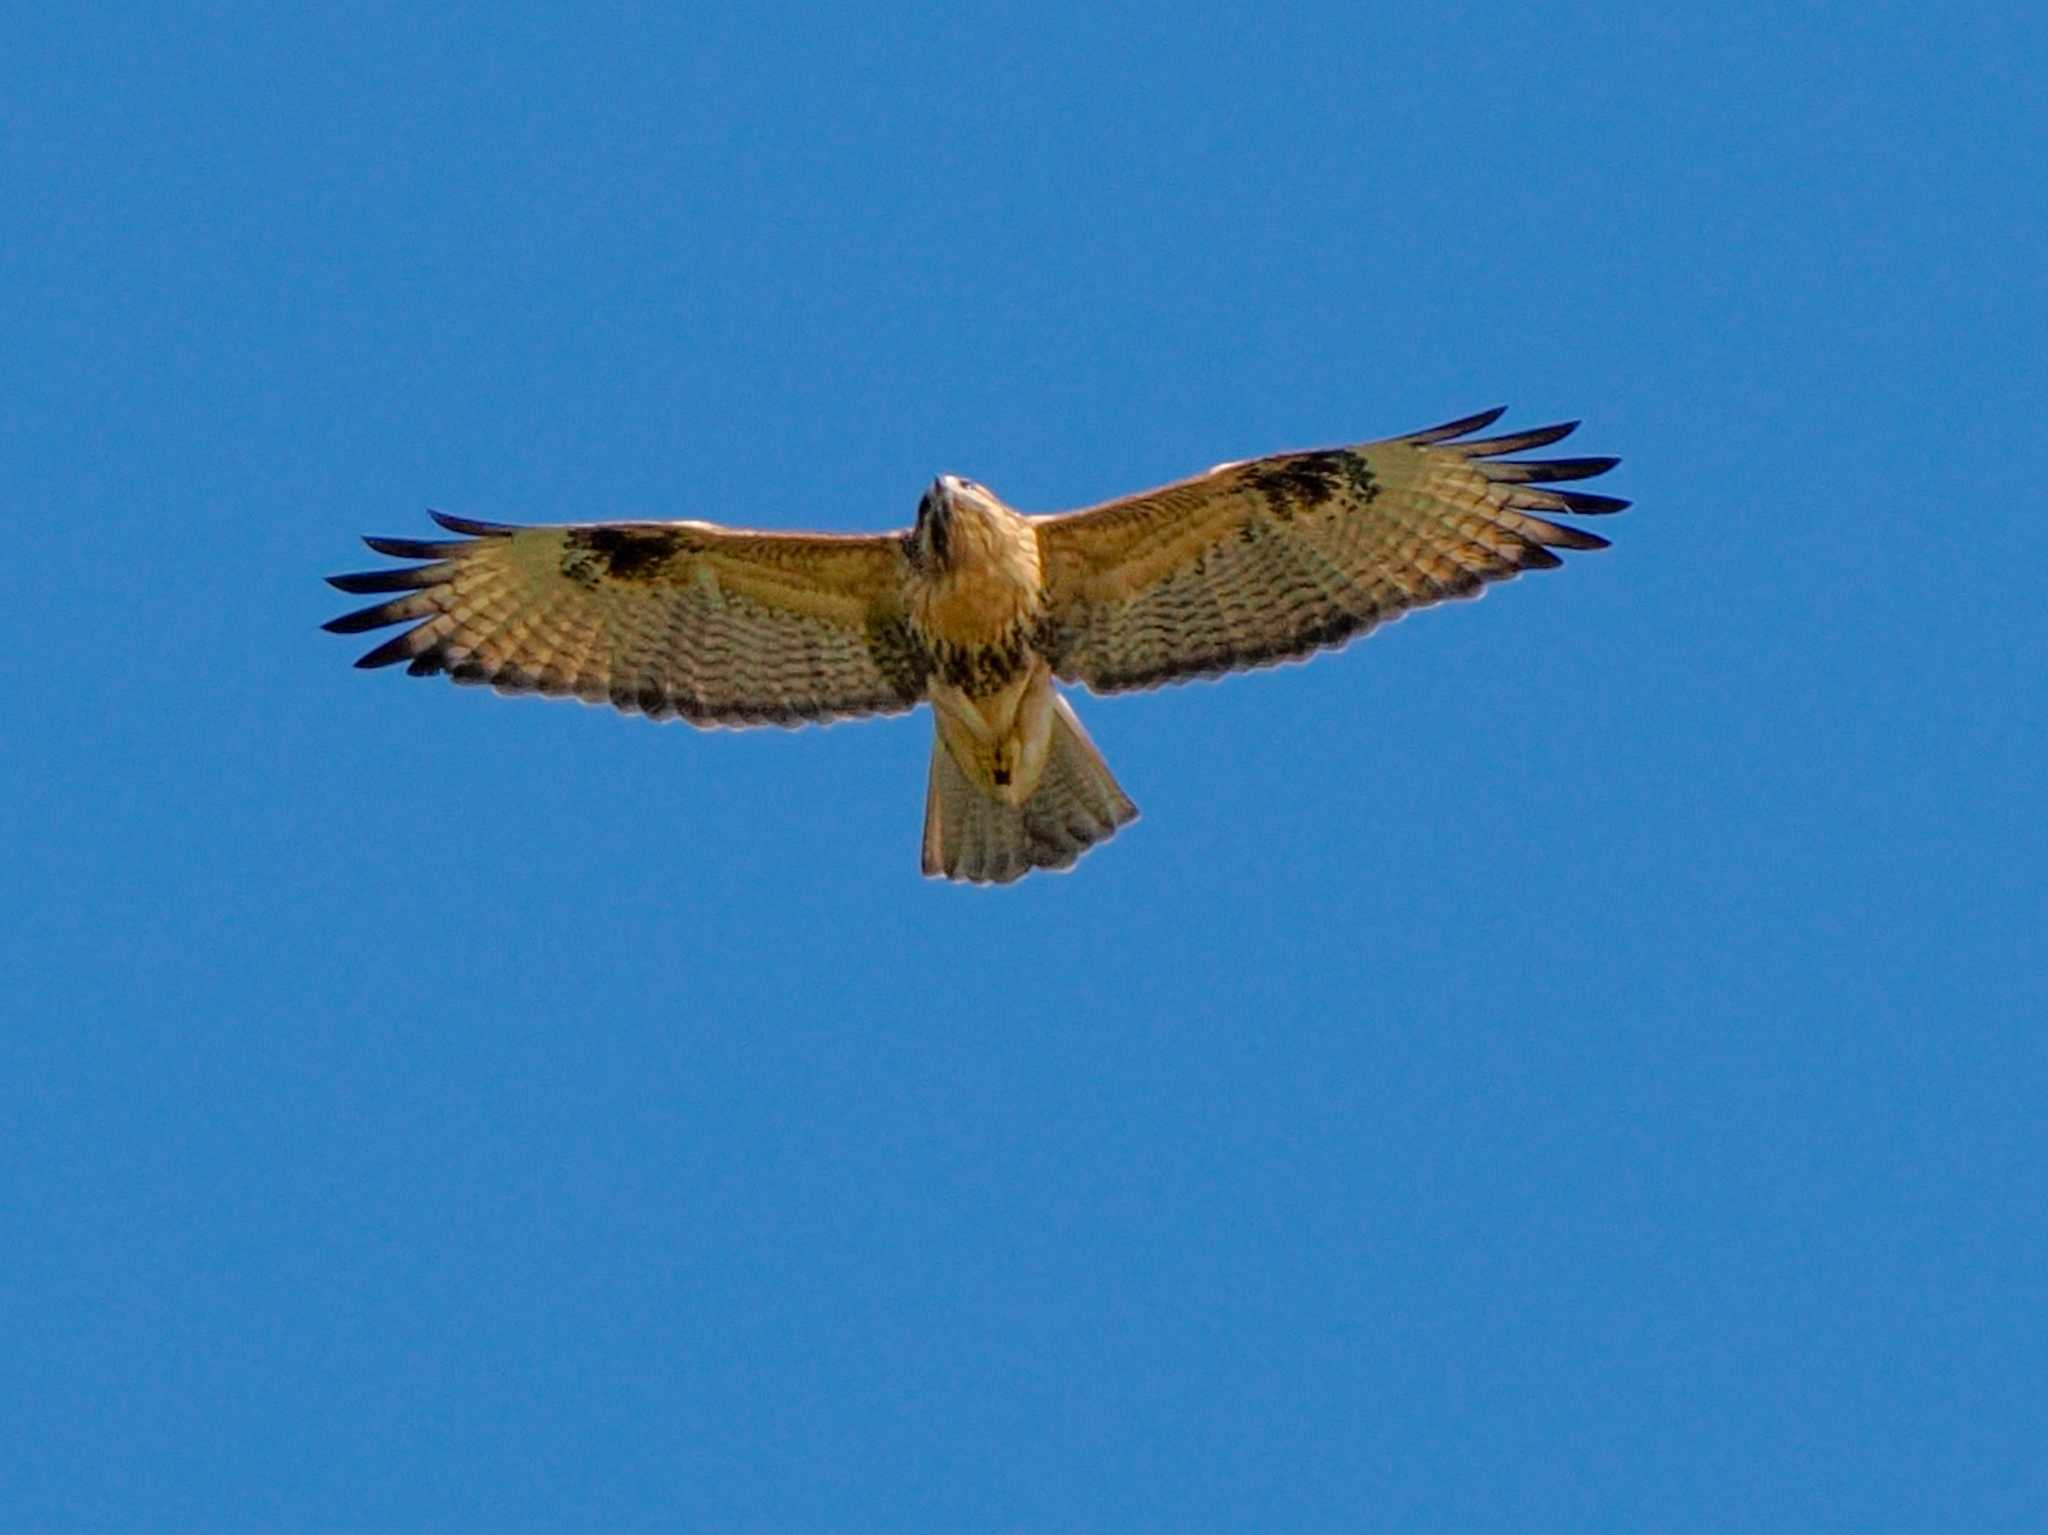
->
[918,477,955,564]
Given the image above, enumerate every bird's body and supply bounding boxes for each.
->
[906,476,1049,802]
[326,408,1627,883]
[898,477,1137,877]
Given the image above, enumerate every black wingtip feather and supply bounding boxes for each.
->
[1463,421,1580,456]
[326,566,442,594]
[362,534,463,559]
[1552,490,1632,515]
[353,632,424,669]
[1551,526,1611,550]
[1496,455,1621,483]
[1407,405,1509,444]
[428,509,512,536]
[323,600,407,635]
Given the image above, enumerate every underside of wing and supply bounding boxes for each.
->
[324,513,932,727]
[1033,407,1627,693]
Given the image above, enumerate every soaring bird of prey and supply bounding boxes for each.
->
[325,407,1626,883]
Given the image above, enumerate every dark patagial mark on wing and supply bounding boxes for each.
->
[1243,453,1340,518]
[1242,449,1380,520]
[561,525,685,585]
[322,510,512,668]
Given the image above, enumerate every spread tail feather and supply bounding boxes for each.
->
[921,695,1138,884]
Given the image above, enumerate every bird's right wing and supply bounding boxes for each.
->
[325,513,931,726]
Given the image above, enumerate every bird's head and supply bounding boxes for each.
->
[912,474,991,570]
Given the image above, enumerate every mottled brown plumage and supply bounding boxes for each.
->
[325,407,1626,883]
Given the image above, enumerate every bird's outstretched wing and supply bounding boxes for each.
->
[324,514,931,726]
[1032,408,1627,693]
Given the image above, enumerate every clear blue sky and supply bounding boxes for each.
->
[5,4,2043,1530]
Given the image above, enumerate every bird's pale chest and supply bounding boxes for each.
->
[908,507,1046,697]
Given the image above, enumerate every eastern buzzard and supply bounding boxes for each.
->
[325,408,1626,882]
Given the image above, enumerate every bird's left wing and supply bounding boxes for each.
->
[325,513,930,726]
[1033,408,1627,694]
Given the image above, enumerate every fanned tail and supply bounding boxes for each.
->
[921,696,1138,884]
